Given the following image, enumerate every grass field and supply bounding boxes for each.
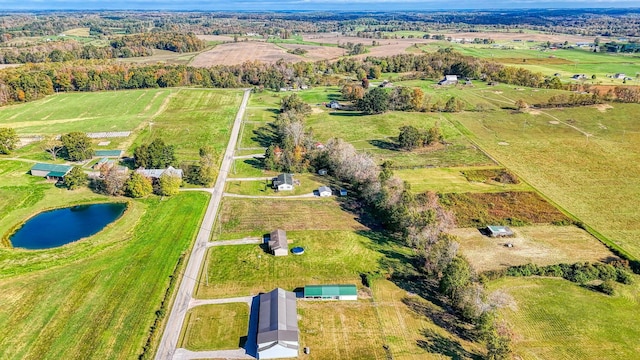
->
[395,166,531,194]
[131,88,243,161]
[489,277,640,359]
[0,191,209,359]
[449,103,640,258]
[0,89,170,134]
[451,225,616,272]
[180,303,249,351]
[214,198,367,240]
[196,230,387,298]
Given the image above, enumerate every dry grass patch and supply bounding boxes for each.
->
[190,41,303,67]
[216,198,367,238]
[180,303,249,351]
[298,300,387,360]
[451,225,617,272]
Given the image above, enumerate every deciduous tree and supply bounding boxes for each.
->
[61,132,93,161]
[64,166,87,190]
[0,127,18,154]
[124,172,152,198]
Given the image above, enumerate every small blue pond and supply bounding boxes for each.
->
[291,247,305,255]
[9,203,127,250]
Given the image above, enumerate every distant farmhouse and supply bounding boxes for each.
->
[572,74,587,80]
[30,163,72,181]
[257,288,299,359]
[268,229,289,256]
[318,186,332,197]
[614,73,626,79]
[135,166,183,180]
[438,75,458,86]
[327,100,341,109]
[273,173,294,191]
[304,284,358,300]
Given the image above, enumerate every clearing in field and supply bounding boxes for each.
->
[450,103,640,259]
[214,198,367,239]
[190,41,304,67]
[179,303,249,351]
[450,225,617,272]
[439,191,570,228]
[489,277,640,360]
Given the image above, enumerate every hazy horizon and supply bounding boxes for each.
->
[1,1,639,11]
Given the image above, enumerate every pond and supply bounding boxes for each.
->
[9,203,127,250]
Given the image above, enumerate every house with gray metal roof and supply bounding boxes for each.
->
[268,229,288,256]
[486,225,514,238]
[438,75,458,85]
[135,166,183,180]
[30,163,73,180]
[273,173,294,191]
[318,186,332,197]
[304,284,358,301]
[257,288,299,359]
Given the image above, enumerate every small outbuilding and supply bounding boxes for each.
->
[30,163,73,180]
[339,189,348,197]
[327,100,341,109]
[94,149,123,158]
[318,169,328,176]
[304,284,358,301]
[318,186,332,197]
[273,173,294,191]
[257,288,299,359]
[269,229,289,256]
[438,75,458,85]
[486,225,514,238]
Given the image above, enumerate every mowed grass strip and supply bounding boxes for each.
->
[0,89,170,134]
[180,303,249,351]
[489,277,640,360]
[451,103,640,257]
[451,225,616,272]
[197,231,382,298]
[440,191,569,228]
[215,198,367,239]
[0,192,209,359]
[131,88,243,161]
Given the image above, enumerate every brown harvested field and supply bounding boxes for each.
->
[304,33,430,58]
[450,225,617,272]
[278,43,345,61]
[439,31,599,43]
[190,41,303,67]
[196,34,235,42]
[439,191,570,228]
[216,198,367,238]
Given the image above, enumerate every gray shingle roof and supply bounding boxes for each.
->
[269,229,288,251]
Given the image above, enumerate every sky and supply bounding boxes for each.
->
[1,0,639,11]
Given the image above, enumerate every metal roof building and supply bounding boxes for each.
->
[257,288,299,359]
[304,284,358,301]
[94,150,123,158]
[30,163,73,179]
[486,225,514,237]
[135,166,183,179]
[273,173,294,191]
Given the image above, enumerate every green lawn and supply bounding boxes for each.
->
[449,103,640,259]
[489,277,640,360]
[180,303,249,351]
[0,89,170,134]
[196,230,390,298]
[224,173,326,196]
[0,191,209,359]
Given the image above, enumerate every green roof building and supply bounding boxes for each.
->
[303,284,357,301]
[30,163,73,179]
[94,150,123,158]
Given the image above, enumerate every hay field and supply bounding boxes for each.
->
[190,41,303,66]
[451,225,616,272]
[489,277,640,360]
[449,103,640,259]
[277,43,345,61]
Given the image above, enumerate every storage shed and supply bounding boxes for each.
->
[486,225,514,238]
[303,284,358,301]
[318,186,332,197]
[268,229,289,256]
[30,163,73,180]
[257,288,299,359]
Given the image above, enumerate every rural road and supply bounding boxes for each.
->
[155,88,251,360]
[206,238,262,247]
[233,153,264,159]
[172,348,253,360]
[189,295,253,309]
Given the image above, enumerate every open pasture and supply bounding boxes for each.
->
[0,192,209,359]
[215,198,367,239]
[451,225,616,272]
[395,166,530,194]
[0,89,170,134]
[489,277,640,360]
[450,103,640,259]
